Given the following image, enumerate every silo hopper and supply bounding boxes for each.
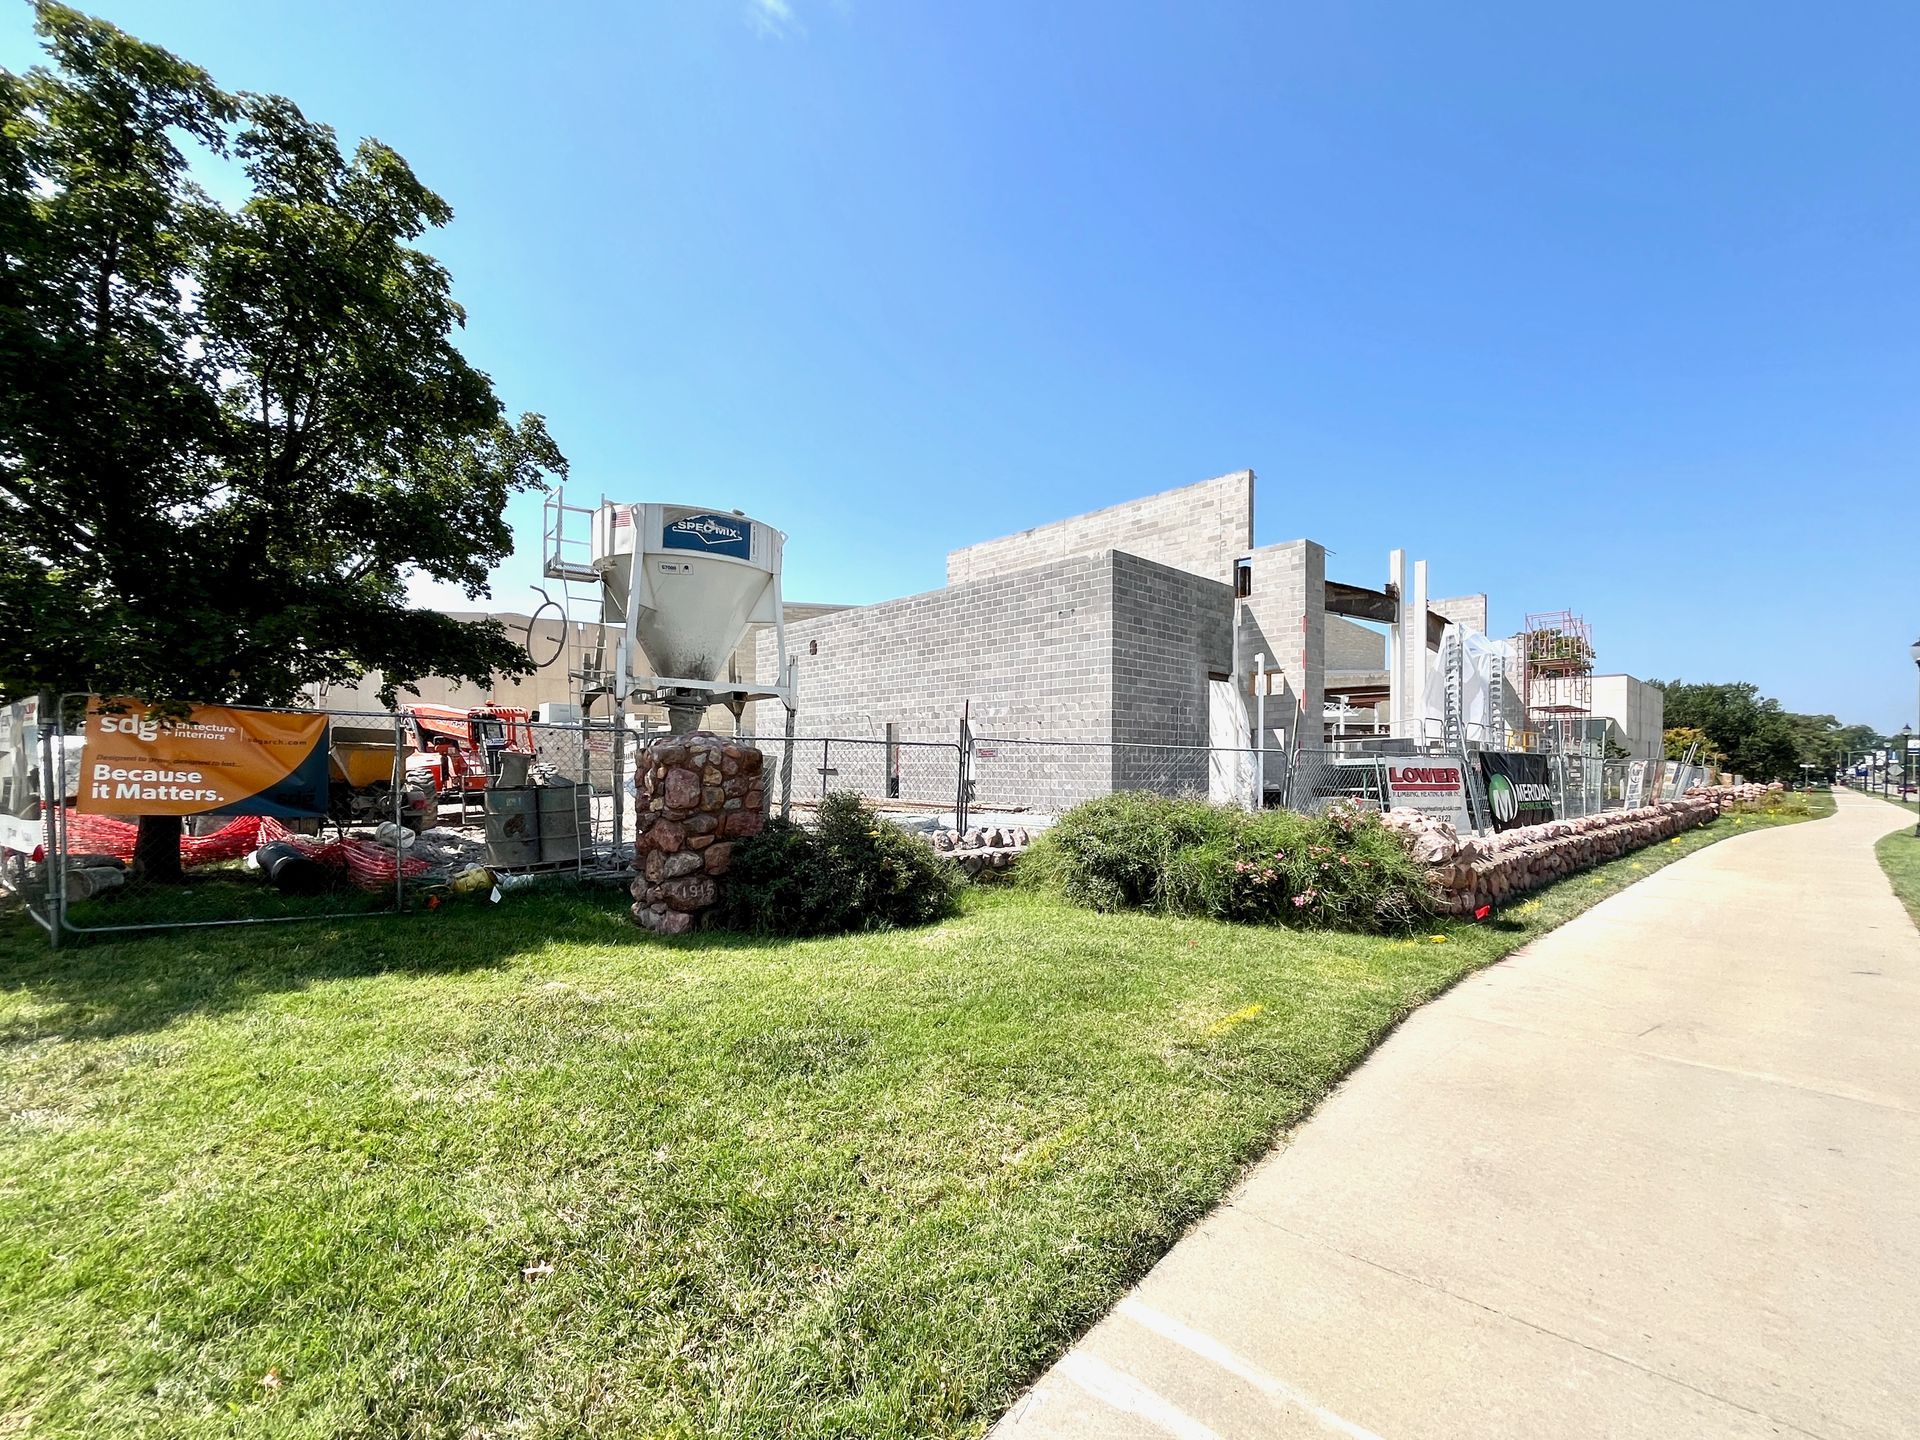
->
[587,502,795,733]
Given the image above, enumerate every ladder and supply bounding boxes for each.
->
[1440,629,1491,832]
[538,485,629,866]
[541,486,616,712]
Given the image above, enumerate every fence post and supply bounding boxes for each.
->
[39,694,62,949]
[779,704,795,821]
[955,711,972,833]
[392,711,407,913]
[819,736,831,802]
[611,714,627,860]
[1459,745,1489,834]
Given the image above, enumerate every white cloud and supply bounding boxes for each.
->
[748,0,801,38]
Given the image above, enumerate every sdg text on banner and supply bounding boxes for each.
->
[78,698,330,818]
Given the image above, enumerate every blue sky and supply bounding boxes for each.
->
[7,2,1917,728]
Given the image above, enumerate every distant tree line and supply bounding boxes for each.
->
[1653,681,1888,781]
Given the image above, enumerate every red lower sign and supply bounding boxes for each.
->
[1386,761,1472,829]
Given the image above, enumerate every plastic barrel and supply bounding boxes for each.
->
[536,783,591,864]
[64,866,126,901]
[484,787,541,868]
[254,842,332,896]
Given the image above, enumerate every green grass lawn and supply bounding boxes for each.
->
[0,795,1827,1439]
[1863,791,1918,814]
[1875,825,1920,930]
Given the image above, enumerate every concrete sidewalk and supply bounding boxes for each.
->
[995,793,1920,1440]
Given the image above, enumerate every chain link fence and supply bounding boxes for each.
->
[1282,750,1392,815]
[964,736,1303,816]
[4,699,419,944]
[6,692,1682,949]
[762,736,964,812]
[0,700,662,945]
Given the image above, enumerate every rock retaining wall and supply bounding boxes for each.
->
[630,733,766,934]
[1685,781,1785,808]
[1385,797,1724,916]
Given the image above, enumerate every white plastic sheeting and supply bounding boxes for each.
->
[1420,623,1515,746]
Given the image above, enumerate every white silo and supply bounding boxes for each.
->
[588,501,795,734]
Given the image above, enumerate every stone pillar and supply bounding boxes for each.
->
[629,732,766,934]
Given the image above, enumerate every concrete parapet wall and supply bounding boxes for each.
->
[945,471,1253,587]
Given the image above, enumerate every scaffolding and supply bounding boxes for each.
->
[1517,610,1594,754]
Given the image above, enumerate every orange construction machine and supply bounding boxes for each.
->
[405,704,537,796]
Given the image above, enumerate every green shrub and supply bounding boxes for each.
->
[1028,794,1429,933]
[708,815,823,934]
[1018,792,1238,911]
[713,791,962,936]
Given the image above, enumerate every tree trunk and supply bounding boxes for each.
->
[132,814,185,884]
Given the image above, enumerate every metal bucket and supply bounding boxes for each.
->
[484,787,541,868]
[536,783,591,865]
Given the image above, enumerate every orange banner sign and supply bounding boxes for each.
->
[78,698,331,818]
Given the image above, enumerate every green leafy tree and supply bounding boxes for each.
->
[1771,714,1888,779]
[1827,723,1888,769]
[1653,680,1798,782]
[1662,725,1722,765]
[1653,682,1886,783]
[1,5,564,877]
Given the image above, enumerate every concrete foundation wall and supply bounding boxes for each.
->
[945,471,1253,587]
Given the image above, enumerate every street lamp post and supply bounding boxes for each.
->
[1910,638,1920,835]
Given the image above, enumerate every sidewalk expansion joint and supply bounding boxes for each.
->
[1226,1208,1835,1440]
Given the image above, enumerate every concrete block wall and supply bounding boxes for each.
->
[728,602,848,689]
[1430,593,1489,635]
[1234,540,1326,751]
[945,471,1253,587]
[1325,615,1386,672]
[751,552,1117,744]
[1109,554,1234,787]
